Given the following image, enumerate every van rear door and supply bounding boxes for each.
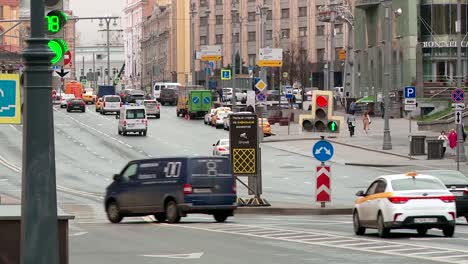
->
[125,108,147,130]
[186,158,236,206]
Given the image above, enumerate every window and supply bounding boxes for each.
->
[391,178,446,191]
[200,0,207,7]
[233,33,239,43]
[248,31,256,41]
[374,181,387,194]
[0,6,3,19]
[316,49,325,61]
[200,36,207,45]
[316,25,325,36]
[334,24,343,34]
[248,54,256,66]
[281,29,290,39]
[216,15,223,25]
[126,109,146,119]
[121,164,138,181]
[248,12,256,22]
[299,27,307,37]
[365,181,379,196]
[281,8,290,19]
[266,30,273,40]
[216,34,223,44]
[266,10,272,20]
[216,0,223,5]
[299,6,307,17]
[200,16,208,26]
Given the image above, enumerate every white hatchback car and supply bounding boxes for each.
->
[213,139,229,156]
[353,172,456,238]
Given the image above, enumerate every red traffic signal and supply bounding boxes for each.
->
[316,95,328,107]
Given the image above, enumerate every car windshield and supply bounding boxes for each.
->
[419,170,468,185]
[105,96,120,102]
[126,109,146,119]
[219,140,229,146]
[391,177,446,191]
[190,158,232,177]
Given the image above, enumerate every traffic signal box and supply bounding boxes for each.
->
[45,0,68,66]
[299,90,344,133]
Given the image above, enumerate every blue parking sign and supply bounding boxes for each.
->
[0,74,21,124]
[404,86,416,99]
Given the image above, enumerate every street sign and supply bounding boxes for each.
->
[203,96,211,104]
[200,45,222,61]
[312,140,334,162]
[285,86,293,99]
[221,69,231,80]
[255,79,267,92]
[404,104,417,111]
[282,72,288,78]
[455,110,463,124]
[229,114,258,176]
[196,51,202,60]
[192,96,200,104]
[404,99,416,105]
[452,88,465,103]
[316,166,331,203]
[64,50,71,66]
[258,48,283,67]
[455,103,465,110]
[256,92,266,102]
[55,68,69,78]
[404,86,416,99]
[0,74,21,124]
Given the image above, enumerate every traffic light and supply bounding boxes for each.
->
[45,0,68,65]
[299,91,343,133]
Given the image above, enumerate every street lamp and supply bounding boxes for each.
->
[382,0,395,150]
[99,16,119,86]
[189,1,197,85]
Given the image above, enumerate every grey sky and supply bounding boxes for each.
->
[69,0,125,45]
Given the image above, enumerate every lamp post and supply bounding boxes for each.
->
[205,9,211,90]
[231,5,238,107]
[190,1,197,85]
[382,0,393,150]
[456,0,466,166]
[99,17,118,86]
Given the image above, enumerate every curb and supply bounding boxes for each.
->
[344,162,409,167]
[236,207,352,215]
[327,139,416,160]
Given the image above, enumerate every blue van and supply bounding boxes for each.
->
[104,156,237,223]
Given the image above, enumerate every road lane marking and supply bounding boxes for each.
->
[140,252,204,259]
[70,231,88,237]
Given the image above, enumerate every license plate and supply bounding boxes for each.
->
[414,218,437,223]
[193,188,212,193]
[127,123,134,127]
[73,106,80,109]
[452,191,464,196]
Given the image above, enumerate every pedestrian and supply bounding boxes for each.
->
[346,113,356,137]
[380,101,385,119]
[363,112,371,134]
[448,129,458,156]
[349,101,356,115]
[438,131,449,158]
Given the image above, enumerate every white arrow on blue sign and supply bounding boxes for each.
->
[313,140,334,162]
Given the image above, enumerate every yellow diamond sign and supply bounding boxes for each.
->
[255,80,267,92]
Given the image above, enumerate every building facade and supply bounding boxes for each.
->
[354,0,468,98]
[191,0,353,89]
[0,0,21,53]
[123,0,157,90]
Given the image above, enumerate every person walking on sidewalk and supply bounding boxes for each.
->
[448,129,458,156]
[438,131,449,158]
[363,112,371,134]
[380,101,385,119]
[346,113,356,137]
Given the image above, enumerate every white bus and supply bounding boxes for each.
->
[153,82,181,101]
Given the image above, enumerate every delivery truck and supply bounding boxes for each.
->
[176,85,212,119]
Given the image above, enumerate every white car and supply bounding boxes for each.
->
[353,172,456,238]
[101,95,122,115]
[213,139,229,156]
[60,94,75,108]
[117,104,147,136]
[204,109,217,125]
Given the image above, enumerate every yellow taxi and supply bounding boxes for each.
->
[259,118,272,137]
[95,98,103,112]
[353,172,456,238]
[82,93,95,104]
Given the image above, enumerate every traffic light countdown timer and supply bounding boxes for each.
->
[299,90,344,133]
[45,0,68,65]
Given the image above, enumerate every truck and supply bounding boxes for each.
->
[176,85,212,118]
[96,85,116,101]
[65,81,83,98]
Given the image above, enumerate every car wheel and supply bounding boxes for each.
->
[156,114,160,119]
[377,212,390,238]
[106,201,123,224]
[417,228,428,236]
[142,131,147,136]
[213,213,228,223]
[95,108,98,112]
[118,129,122,135]
[353,211,366,236]
[122,131,127,136]
[66,109,70,112]
[442,225,455,237]
[165,201,181,224]
[154,213,166,223]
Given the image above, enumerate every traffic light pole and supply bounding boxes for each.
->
[456,0,466,165]
[21,0,59,263]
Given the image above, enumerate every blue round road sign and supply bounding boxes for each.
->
[203,96,211,104]
[192,96,200,104]
[452,88,464,103]
[312,140,334,162]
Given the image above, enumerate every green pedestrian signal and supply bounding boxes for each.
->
[45,0,68,66]
[327,121,338,132]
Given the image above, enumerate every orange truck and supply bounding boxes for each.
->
[64,81,83,98]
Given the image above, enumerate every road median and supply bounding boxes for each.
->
[236,202,352,215]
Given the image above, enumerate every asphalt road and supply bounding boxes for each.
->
[1,104,468,263]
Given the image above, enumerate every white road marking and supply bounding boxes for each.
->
[140,252,204,259]
[70,231,88,237]
[304,181,312,185]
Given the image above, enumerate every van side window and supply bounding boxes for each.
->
[121,164,138,181]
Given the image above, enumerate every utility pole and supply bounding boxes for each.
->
[21,0,59,262]
[205,9,211,90]
[329,9,336,91]
[231,3,239,107]
[258,4,268,90]
[92,52,96,88]
[190,2,197,85]
[456,0,466,165]
[382,0,393,150]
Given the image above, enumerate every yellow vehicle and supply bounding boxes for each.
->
[95,98,103,112]
[83,93,95,104]
[259,118,272,137]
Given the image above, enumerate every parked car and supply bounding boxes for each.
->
[66,99,86,113]
[60,94,75,108]
[204,109,217,125]
[211,109,231,128]
[143,99,160,119]
[213,139,230,156]
[104,156,237,223]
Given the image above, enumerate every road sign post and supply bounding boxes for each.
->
[316,166,331,207]
[451,88,466,169]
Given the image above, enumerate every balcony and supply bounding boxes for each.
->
[355,0,380,9]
